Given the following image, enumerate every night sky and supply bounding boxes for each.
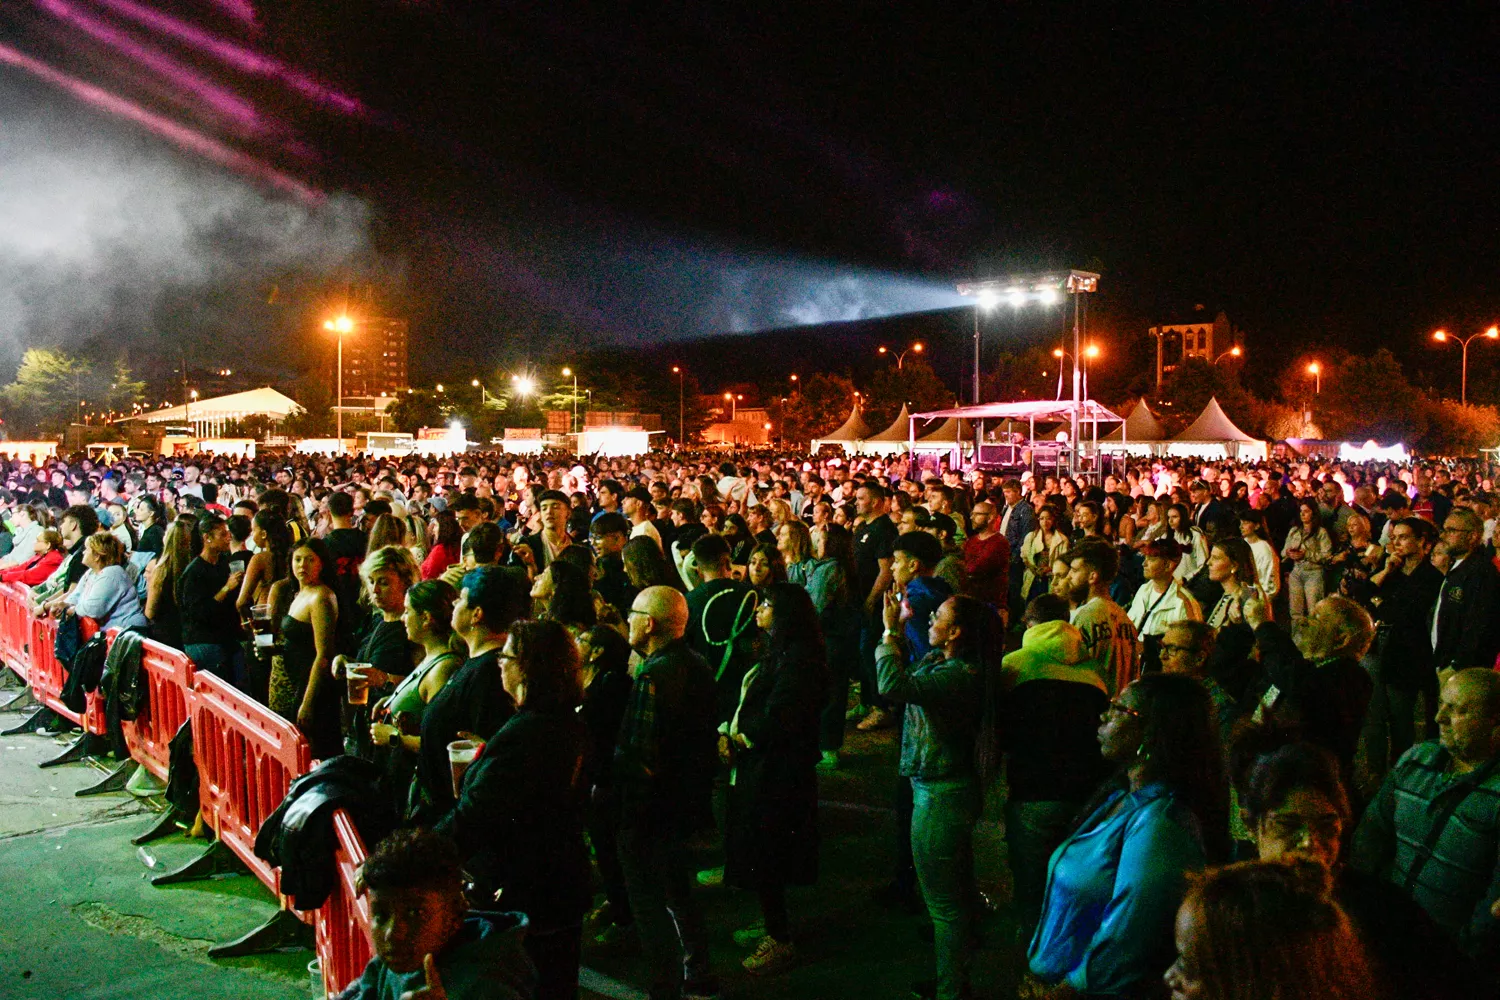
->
[3,3,1498,394]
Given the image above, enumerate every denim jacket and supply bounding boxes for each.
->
[876,641,982,780]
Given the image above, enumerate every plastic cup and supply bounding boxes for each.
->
[345,663,370,706]
[251,603,270,623]
[448,739,480,795]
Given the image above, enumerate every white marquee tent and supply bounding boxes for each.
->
[811,405,872,454]
[1168,397,1267,461]
[120,387,304,439]
[861,405,914,456]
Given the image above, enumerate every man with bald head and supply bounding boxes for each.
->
[1354,668,1500,975]
[615,585,720,999]
[1431,507,1500,673]
[962,500,1010,617]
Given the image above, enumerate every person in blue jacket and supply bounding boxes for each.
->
[339,828,534,1000]
[1025,673,1228,998]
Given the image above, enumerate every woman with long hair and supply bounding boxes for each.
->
[370,579,465,818]
[811,523,862,764]
[269,538,341,757]
[1238,509,1281,602]
[340,546,422,738]
[433,619,592,1000]
[721,512,754,566]
[577,625,635,946]
[1282,499,1332,620]
[538,559,598,632]
[421,509,462,580]
[725,583,829,975]
[1021,504,1071,602]
[1027,673,1228,998]
[621,534,678,590]
[56,532,150,635]
[237,509,293,618]
[746,542,787,590]
[1165,502,1209,582]
[878,594,1005,1000]
[1,528,63,586]
[1205,537,1265,628]
[366,513,405,554]
[1165,859,1375,1000]
[144,515,195,649]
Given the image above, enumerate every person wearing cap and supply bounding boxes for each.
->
[623,486,662,552]
[1188,479,1230,540]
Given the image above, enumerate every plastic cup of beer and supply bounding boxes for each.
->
[251,603,271,626]
[345,663,370,706]
[448,739,480,795]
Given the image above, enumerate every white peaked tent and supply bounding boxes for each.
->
[913,415,972,450]
[1100,399,1168,454]
[119,387,304,438]
[1168,396,1267,460]
[862,405,914,456]
[811,405,872,454]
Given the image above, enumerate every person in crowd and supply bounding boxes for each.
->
[1431,507,1500,673]
[1,527,62,586]
[1064,540,1140,696]
[1364,516,1444,774]
[1162,503,1209,585]
[1157,619,1237,743]
[178,513,248,685]
[367,513,406,554]
[339,828,533,1000]
[684,533,758,723]
[224,513,253,576]
[790,521,859,771]
[615,585,720,1000]
[422,510,463,581]
[1352,667,1500,981]
[1020,504,1070,603]
[927,513,968,598]
[589,513,636,617]
[1204,536,1264,628]
[131,495,166,560]
[1234,738,1470,1000]
[1331,510,1383,597]
[325,490,370,650]
[1000,594,1109,942]
[33,503,100,603]
[1027,673,1228,997]
[434,619,591,1000]
[411,567,527,823]
[624,486,663,551]
[1188,479,1231,541]
[338,546,422,739]
[370,579,465,820]
[891,531,954,662]
[1282,498,1333,620]
[852,483,898,733]
[1163,858,1377,1000]
[0,502,45,569]
[576,626,635,947]
[49,531,150,635]
[878,594,1003,1000]
[745,542,786,590]
[1244,594,1373,783]
[515,490,574,574]
[723,583,827,975]
[268,537,342,758]
[143,515,194,649]
[535,560,597,632]
[622,535,678,592]
[236,509,293,618]
[1127,538,1202,671]
[1237,508,1281,604]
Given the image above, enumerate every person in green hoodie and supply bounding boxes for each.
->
[338,828,534,1000]
[1000,594,1111,941]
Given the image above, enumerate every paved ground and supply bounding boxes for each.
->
[0,680,1030,1000]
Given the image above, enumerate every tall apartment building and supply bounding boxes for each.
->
[334,317,410,398]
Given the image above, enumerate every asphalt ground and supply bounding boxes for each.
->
[0,682,1030,1000]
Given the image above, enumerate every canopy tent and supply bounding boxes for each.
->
[910,399,1124,423]
[861,405,914,456]
[1099,399,1168,455]
[811,405,872,454]
[1167,397,1267,461]
[912,416,976,454]
[119,387,303,439]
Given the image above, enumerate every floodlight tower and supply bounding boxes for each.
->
[957,270,1099,473]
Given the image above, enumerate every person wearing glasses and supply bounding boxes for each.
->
[1431,508,1500,674]
[1025,674,1228,999]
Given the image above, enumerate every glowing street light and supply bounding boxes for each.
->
[1212,346,1243,365]
[323,314,356,444]
[1432,326,1499,405]
[1306,361,1321,394]
[562,367,579,434]
[510,375,535,397]
[435,383,445,393]
[879,342,924,369]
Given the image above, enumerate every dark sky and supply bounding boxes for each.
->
[5,2,1500,390]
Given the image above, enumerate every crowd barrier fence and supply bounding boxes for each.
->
[1,593,373,993]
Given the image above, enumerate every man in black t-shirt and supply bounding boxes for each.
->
[179,514,246,686]
[852,483,897,730]
[324,491,368,654]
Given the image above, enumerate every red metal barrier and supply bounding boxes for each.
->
[0,583,30,683]
[27,613,107,733]
[119,636,195,783]
[316,808,373,995]
[191,668,313,893]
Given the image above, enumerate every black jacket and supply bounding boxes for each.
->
[255,755,397,910]
[434,708,592,931]
[1373,559,1443,693]
[413,649,514,823]
[614,639,717,834]
[1251,622,1373,781]
[1431,552,1500,672]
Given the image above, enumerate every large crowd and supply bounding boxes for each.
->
[7,444,1500,1000]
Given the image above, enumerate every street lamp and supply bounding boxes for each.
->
[722,392,741,420]
[1306,361,1321,395]
[1212,346,1243,365]
[510,375,535,397]
[323,314,355,445]
[878,342,924,369]
[672,366,684,445]
[562,367,579,434]
[1432,326,1499,405]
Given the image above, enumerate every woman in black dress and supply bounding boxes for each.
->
[337,545,421,757]
[724,581,828,975]
[269,538,340,758]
